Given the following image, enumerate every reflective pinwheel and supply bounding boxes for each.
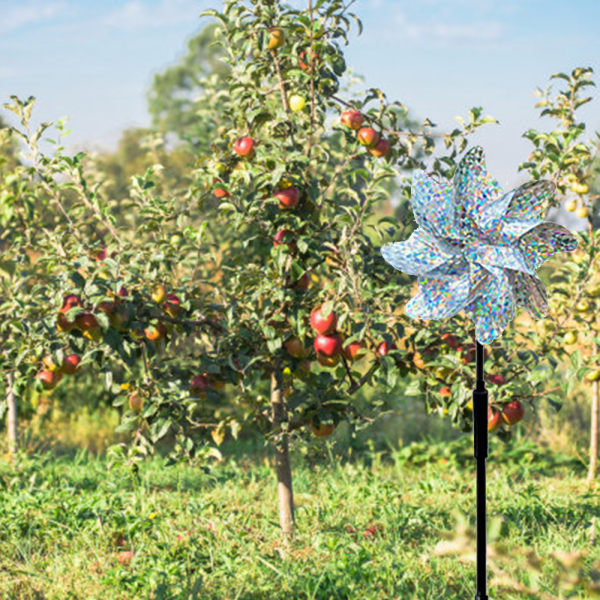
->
[381,146,578,344]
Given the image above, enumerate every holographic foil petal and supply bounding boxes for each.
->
[508,271,547,318]
[411,171,455,238]
[468,241,534,275]
[381,228,458,276]
[380,146,578,345]
[519,222,579,270]
[473,273,516,345]
[406,272,472,320]
[506,180,554,221]
[453,146,502,234]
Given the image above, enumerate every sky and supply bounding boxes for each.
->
[1,0,599,189]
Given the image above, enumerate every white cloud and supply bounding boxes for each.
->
[0,1,66,33]
[395,10,504,44]
[101,0,206,31]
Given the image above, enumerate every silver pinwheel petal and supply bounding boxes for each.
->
[381,146,578,345]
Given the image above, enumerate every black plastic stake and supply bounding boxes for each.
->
[473,340,488,600]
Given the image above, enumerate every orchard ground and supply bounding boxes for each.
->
[0,434,598,600]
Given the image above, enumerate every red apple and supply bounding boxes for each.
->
[488,374,506,385]
[377,340,397,357]
[488,406,502,432]
[284,336,308,358]
[439,386,451,398]
[234,137,255,157]
[502,400,524,425]
[61,354,81,375]
[144,322,167,341]
[162,294,181,318]
[61,294,83,313]
[340,110,364,130]
[294,273,310,290]
[316,352,340,367]
[57,312,75,332]
[313,333,342,357]
[441,333,459,350]
[115,550,134,566]
[310,305,338,335]
[129,392,144,413]
[274,186,299,209]
[343,341,363,361]
[357,127,380,148]
[273,229,296,250]
[213,187,230,198]
[368,138,390,158]
[36,369,62,390]
[97,300,116,315]
[310,421,336,437]
[190,374,210,397]
[298,49,320,71]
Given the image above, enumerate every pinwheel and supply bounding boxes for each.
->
[381,146,578,600]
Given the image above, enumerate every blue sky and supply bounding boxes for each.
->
[1,0,599,187]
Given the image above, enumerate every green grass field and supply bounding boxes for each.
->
[0,437,598,600]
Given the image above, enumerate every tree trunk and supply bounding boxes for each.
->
[587,378,599,486]
[270,369,294,536]
[6,373,17,457]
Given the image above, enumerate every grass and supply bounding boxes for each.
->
[0,437,597,600]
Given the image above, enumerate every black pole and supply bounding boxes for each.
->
[473,340,488,600]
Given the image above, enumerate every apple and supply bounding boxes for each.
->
[267,27,284,50]
[357,127,380,148]
[488,374,506,385]
[298,49,320,71]
[340,110,364,130]
[274,186,299,209]
[163,294,181,318]
[343,341,363,361]
[488,406,502,432]
[576,206,589,219]
[316,352,340,367]
[368,138,390,158]
[151,284,167,304]
[310,421,336,437]
[586,368,600,382]
[95,246,107,261]
[289,95,306,112]
[76,312,101,341]
[190,374,210,397]
[502,400,524,425]
[273,229,296,251]
[439,386,451,398]
[413,352,426,369]
[565,199,577,212]
[284,336,308,358]
[234,137,256,157]
[294,273,310,290]
[97,300,116,315]
[441,333,459,349]
[61,294,83,313]
[213,187,230,198]
[57,313,75,332]
[313,333,342,357]
[310,305,337,335]
[144,322,167,341]
[61,354,81,375]
[564,331,577,344]
[377,341,397,357]
[109,305,130,330]
[115,550,134,566]
[129,391,144,413]
[37,369,62,390]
